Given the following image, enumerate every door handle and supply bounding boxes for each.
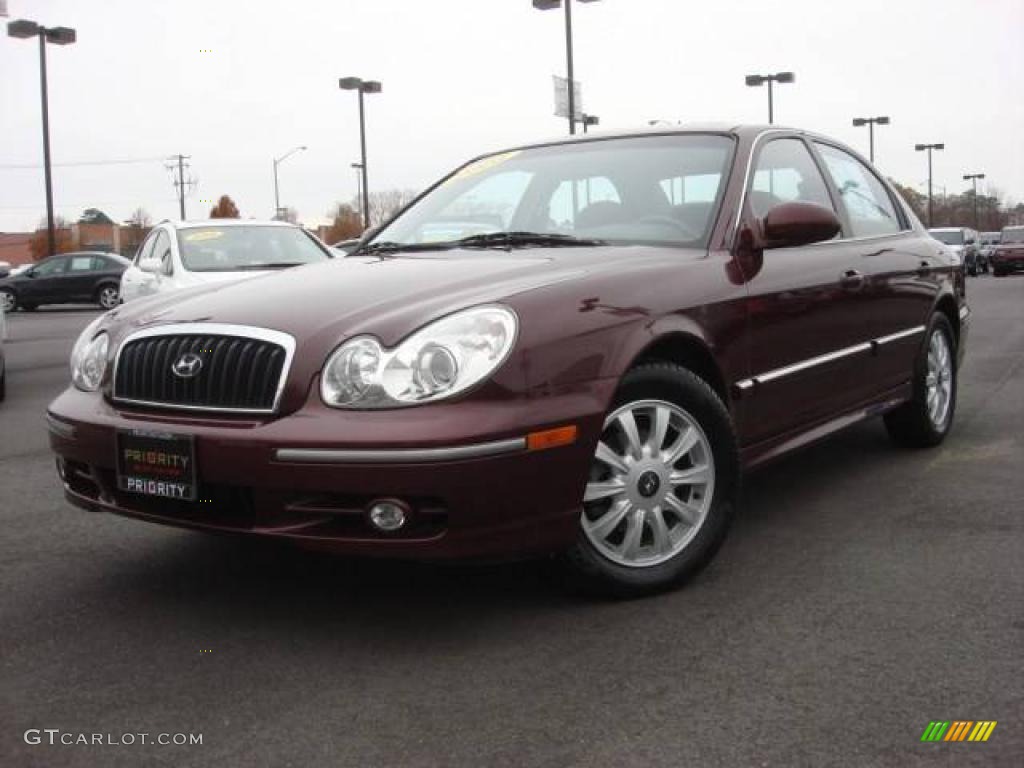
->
[840,269,866,290]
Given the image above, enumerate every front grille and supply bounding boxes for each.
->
[113,329,290,413]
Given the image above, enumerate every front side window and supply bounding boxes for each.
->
[175,226,328,272]
[815,143,902,237]
[33,257,66,276]
[930,230,964,245]
[748,138,835,219]
[373,134,736,248]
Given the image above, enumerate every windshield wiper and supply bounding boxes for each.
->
[234,262,308,270]
[358,232,606,256]
[455,231,607,250]
[358,240,456,255]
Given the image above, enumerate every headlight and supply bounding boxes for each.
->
[71,331,110,392]
[321,305,517,408]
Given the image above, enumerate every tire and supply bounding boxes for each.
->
[96,284,119,310]
[20,303,37,311]
[0,289,15,313]
[884,314,957,448]
[564,363,740,597]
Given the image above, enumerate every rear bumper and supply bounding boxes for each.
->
[48,382,615,560]
[991,253,1024,272]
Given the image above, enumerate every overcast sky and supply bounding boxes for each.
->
[1,0,1021,232]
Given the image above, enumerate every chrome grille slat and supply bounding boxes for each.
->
[111,323,297,415]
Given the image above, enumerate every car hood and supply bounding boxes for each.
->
[108,247,700,348]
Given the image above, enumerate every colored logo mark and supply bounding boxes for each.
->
[920,721,997,742]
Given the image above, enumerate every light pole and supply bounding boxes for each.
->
[852,116,890,163]
[351,162,364,219]
[272,145,306,219]
[339,77,382,229]
[744,71,794,124]
[7,19,76,258]
[533,0,601,135]
[915,143,944,227]
[580,113,599,134]
[963,173,985,231]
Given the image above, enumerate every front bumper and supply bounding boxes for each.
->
[47,382,614,560]
[992,253,1024,272]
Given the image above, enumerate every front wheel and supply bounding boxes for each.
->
[0,289,15,313]
[884,314,957,448]
[565,363,739,596]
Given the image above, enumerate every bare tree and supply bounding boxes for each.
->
[363,189,419,227]
[29,217,75,260]
[324,202,363,243]
[128,207,152,229]
[209,195,240,219]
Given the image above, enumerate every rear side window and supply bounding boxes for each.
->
[815,143,903,237]
[749,138,835,219]
[68,256,95,272]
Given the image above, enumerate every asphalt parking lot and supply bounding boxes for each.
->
[1,280,1021,767]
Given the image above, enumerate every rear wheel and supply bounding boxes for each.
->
[884,314,957,448]
[565,363,739,596]
[96,284,119,310]
[0,289,15,313]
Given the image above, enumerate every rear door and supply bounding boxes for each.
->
[736,136,877,445]
[64,254,99,300]
[812,141,937,392]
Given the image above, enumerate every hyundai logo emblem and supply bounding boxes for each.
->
[171,352,204,379]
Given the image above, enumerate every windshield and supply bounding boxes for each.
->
[371,134,735,250]
[176,226,329,272]
[930,230,964,245]
[1001,227,1024,244]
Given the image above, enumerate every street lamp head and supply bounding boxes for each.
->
[532,0,561,9]
[934,143,945,151]
[45,26,76,45]
[361,80,382,94]
[852,118,867,127]
[915,144,926,151]
[876,116,890,125]
[351,162,364,169]
[7,18,41,38]
[745,74,765,86]
[339,77,363,90]
[775,71,795,83]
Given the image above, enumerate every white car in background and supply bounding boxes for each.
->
[119,220,333,303]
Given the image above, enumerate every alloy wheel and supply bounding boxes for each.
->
[582,399,715,568]
[99,286,119,309]
[0,291,15,313]
[925,329,952,429]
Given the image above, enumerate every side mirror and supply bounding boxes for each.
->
[762,201,842,249]
[965,238,976,245]
[138,257,163,274]
[25,268,37,278]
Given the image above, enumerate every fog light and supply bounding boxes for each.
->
[368,499,408,531]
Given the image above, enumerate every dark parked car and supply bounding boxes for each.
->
[47,125,968,595]
[991,226,1024,276]
[0,251,129,312]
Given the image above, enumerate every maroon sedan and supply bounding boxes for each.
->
[48,125,969,595]
[991,225,1024,276]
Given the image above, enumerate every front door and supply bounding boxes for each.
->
[21,255,68,304]
[735,136,875,446]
